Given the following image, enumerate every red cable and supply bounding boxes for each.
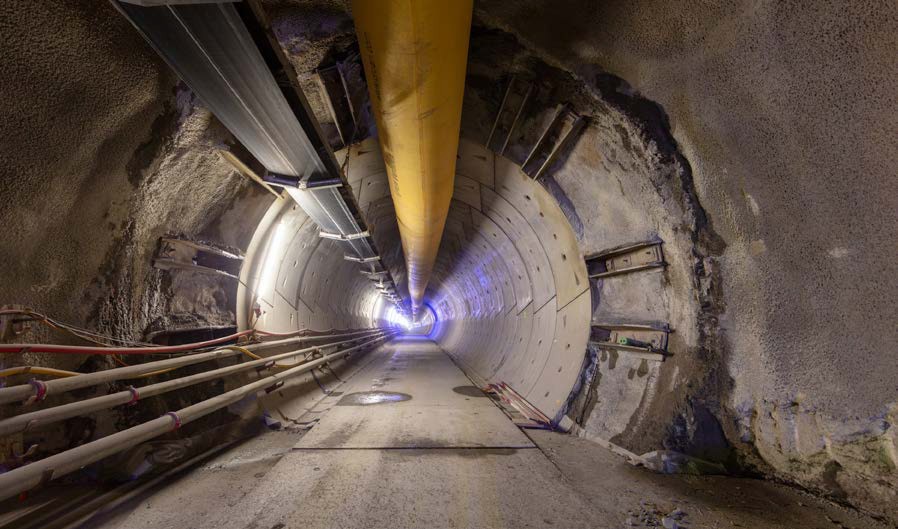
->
[252,328,328,338]
[0,330,256,355]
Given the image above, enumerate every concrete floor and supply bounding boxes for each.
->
[84,338,890,529]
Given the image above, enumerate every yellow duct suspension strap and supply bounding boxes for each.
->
[353,0,473,315]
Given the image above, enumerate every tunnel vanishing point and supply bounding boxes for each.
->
[0,1,896,528]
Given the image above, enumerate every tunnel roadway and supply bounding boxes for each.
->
[86,338,888,529]
[92,337,601,528]
[196,336,599,528]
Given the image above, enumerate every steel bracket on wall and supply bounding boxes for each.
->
[486,75,533,155]
[315,63,357,148]
[589,322,672,362]
[319,230,369,241]
[586,240,666,279]
[522,104,586,180]
[344,255,381,264]
[152,237,243,279]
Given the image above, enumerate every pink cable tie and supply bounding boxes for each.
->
[27,379,47,403]
[126,386,140,405]
[164,411,182,431]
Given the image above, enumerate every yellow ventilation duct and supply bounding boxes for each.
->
[352,0,473,315]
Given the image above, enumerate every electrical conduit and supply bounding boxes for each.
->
[0,331,397,501]
[0,331,388,436]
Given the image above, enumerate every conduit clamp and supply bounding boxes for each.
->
[262,171,301,188]
[25,379,48,405]
[264,380,284,394]
[298,177,343,190]
[38,468,55,489]
[319,230,370,241]
[165,411,182,431]
[126,386,140,406]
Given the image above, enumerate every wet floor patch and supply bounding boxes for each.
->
[336,391,412,406]
[453,385,488,397]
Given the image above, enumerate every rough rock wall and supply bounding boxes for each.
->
[0,1,272,364]
[474,0,898,521]
[460,26,722,462]
[0,1,276,474]
[1,0,169,347]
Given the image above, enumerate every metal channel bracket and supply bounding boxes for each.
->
[522,104,586,180]
[152,238,243,279]
[589,323,672,362]
[486,75,533,155]
[586,240,666,279]
[319,230,370,241]
[315,63,356,148]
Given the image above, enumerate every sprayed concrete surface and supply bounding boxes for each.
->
[0,1,273,353]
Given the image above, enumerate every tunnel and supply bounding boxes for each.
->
[1,1,896,528]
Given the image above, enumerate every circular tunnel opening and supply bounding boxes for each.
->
[239,137,591,423]
[1,1,894,525]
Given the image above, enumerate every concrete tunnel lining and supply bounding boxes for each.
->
[1,0,896,525]
[240,137,591,421]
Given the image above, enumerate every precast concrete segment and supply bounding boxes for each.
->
[430,140,591,421]
[353,0,474,310]
[243,193,387,332]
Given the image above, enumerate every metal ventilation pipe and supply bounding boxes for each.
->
[353,0,473,315]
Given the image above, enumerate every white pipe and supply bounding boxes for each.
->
[0,328,378,405]
[0,330,387,436]
[0,332,397,501]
